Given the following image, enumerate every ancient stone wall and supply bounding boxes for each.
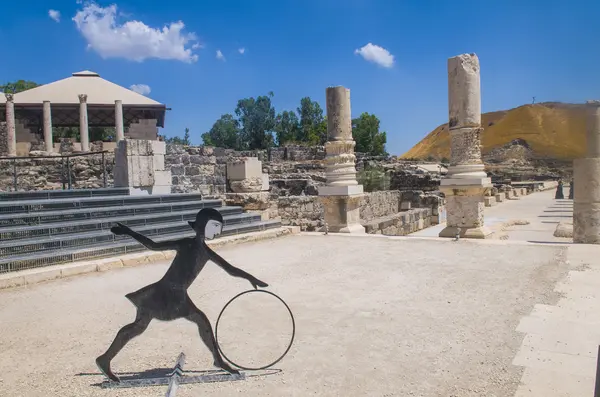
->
[165,145,226,196]
[0,153,114,191]
[275,189,443,234]
[269,145,325,162]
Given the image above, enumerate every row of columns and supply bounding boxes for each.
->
[3,95,125,156]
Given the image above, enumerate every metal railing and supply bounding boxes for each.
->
[0,151,110,192]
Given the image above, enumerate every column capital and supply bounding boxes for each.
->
[5,93,14,102]
[78,94,88,103]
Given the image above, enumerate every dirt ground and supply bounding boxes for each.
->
[0,234,568,397]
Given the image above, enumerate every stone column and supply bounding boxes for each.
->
[573,100,600,244]
[115,100,125,142]
[42,101,53,153]
[5,94,17,156]
[438,53,492,239]
[317,86,365,234]
[78,94,90,152]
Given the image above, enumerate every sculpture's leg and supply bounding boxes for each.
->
[96,311,152,382]
[185,308,240,375]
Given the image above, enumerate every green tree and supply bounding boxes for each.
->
[351,112,387,155]
[297,97,326,145]
[0,80,39,93]
[274,110,300,146]
[235,92,276,150]
[166,127,191,145]
[201,114,240,149]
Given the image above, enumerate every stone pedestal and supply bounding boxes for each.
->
[114,139,171,195]
[317,86,365,234]
[319,194,365,234]
[439,53,491,239]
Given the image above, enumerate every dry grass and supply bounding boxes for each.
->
[401,102,587,160]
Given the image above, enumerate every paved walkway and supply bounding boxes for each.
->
[412,188,572,243]
[1,188,600,396]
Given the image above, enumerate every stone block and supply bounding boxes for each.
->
[318,185,363,196]
[150,140,166,155]
[129,156,155,186]
[261,173,270,191]
[152,185,172,195]
[226,192,270,210]
[495,193,504,203]
[484,196,496,207]
[152,154,165,171]
[153,170,172,186]
[400,201,412,210]
[554,221,573,238]
[227,157,262,181]
[320,195,365,234]
[573,202,600,244]
[230,177,263,193]
[439,185,491,239]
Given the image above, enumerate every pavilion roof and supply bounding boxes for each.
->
[4,71,164,107]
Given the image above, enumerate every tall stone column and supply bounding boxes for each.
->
[573,100,600,244]
[5,94,16,156]
[115,100,125,142]
[318,86,365,234]
[438,53,492,239]
[78,94,90,152]
[42,101,53,153]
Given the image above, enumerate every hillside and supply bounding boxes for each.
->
[401,102,587,161]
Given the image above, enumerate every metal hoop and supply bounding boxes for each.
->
[215,289,296,371]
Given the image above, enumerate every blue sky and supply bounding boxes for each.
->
[1,0,599,155]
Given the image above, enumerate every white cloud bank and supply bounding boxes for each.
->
[238,47,245,54]
[216,50,225,61]
[49,9,61,22]
[72,2,200,63]
[129,84,151,95]
[354,43,395,68]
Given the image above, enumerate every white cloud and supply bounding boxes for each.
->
[129,84,151,95]
[354,43,395,68]
[238,47,245,54]
[49,9,61,22]
[216,50,225,61]
[72,2,200,63]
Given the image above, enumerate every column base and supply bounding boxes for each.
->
[319,193,365,234]
[438,225,492,239]
[439,183,490,240]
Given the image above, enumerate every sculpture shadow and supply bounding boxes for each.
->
[538,215,572,218]
[76,367,283,388]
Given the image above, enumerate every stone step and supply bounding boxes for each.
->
[0,199,223,228]
[0,219,282,273]
[0,213,263,259]
[0,192,206,216]
[0,206,246,242]
[0,187,130,201]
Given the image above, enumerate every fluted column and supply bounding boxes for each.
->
[78,94,89,152]
[318,86,364,233]
[573,100,600,244]
[43,101,53,153]
[5,94,16,156]
[439,53,492,239]
[115,100,125,142]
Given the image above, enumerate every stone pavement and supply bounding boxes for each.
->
[415,187,600,396]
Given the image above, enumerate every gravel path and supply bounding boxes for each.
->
[0,235,568,396]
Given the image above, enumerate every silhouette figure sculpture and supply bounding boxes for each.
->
[555,180,564,199]
[569,181,574,200]
[95,208,268,382]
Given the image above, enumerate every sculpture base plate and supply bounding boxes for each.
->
[100,352,245,396]
[438,225,492,239]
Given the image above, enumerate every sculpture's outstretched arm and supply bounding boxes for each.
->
[205,245,268,289]
[111,222,183,251]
